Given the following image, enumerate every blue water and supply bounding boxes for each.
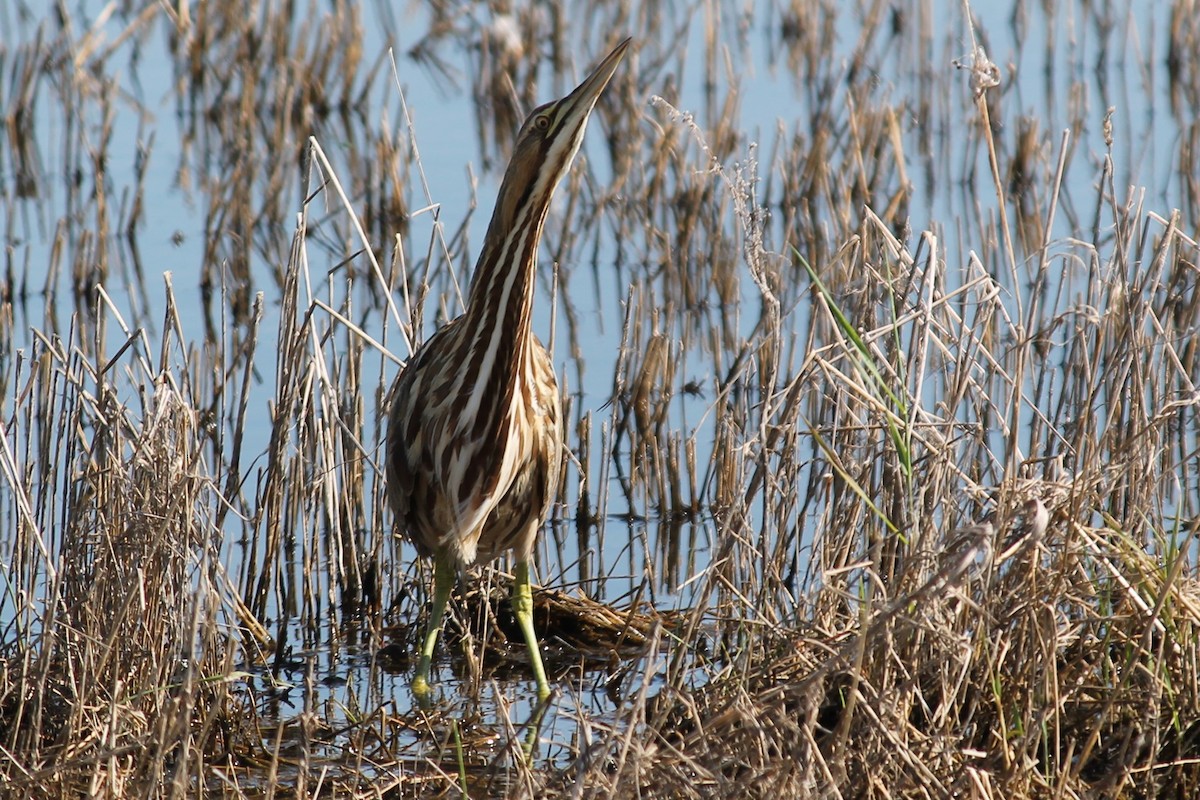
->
[1,0,1193,746]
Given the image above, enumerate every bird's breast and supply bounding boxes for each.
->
[386,324,562,565]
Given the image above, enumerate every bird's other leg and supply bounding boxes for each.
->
[413,549,456,698]
[512,559,551,700]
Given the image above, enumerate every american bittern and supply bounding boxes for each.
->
[386,38,630,699]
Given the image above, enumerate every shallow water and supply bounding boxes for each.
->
[2,0,1196,776]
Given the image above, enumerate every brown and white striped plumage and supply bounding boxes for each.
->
[386,38,630,698]
[385,314,561,566]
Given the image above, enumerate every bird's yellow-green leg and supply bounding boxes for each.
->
[512,560,551,699]
[413,550,456,698]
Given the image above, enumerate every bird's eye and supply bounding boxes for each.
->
[535,114,551,132]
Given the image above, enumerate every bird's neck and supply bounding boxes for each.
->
[463,204,549,373]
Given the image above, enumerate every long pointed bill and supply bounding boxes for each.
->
[547,38,631,147]
[566,38,631,112]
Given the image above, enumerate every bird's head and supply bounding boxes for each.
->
[489,38,631,233]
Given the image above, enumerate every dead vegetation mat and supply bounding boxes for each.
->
[561,513,1200,799]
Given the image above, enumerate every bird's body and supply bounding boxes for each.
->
[386,38,630,699]
[386,317,560,567]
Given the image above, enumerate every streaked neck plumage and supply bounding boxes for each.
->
[458,37,629,415]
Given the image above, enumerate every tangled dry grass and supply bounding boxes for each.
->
[3,0,1200,797]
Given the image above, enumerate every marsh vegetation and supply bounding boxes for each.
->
[2,0,1200,797]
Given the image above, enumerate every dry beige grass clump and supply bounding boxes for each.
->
[0,294,252,796]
